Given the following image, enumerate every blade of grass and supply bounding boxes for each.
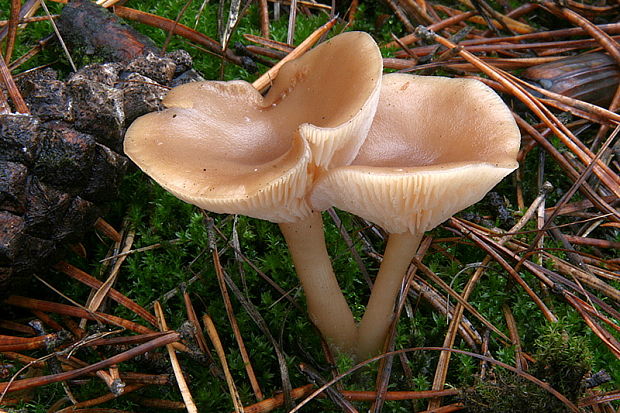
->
[290,347,580,413]
[414,261,510,341]
[54,385,148,413]
[211,266,294,409]
[202,313,244,413]
[240,384,314,413]
[455,0,535,33]
[430,210,540,410]
[162,0,194,51]
[5,296,155,335]
[0,49,27,113]
[258,0,269,38]
[501,304,528,370]
[113,6,245,67]
[85,229,135,317]
[513,114,620,223]
[206,217,264,401]
[449,219,557,322]
[94,218,122,243]
[286,0,298,45]
[414,27,620,196]
[562,293,620,358]
[154,301,198,413]
[298,363,357,412]
[0,332,179,395]
[4,0,20,63]
[221,0,242,50]
[54,262,158,327]
[540,1,620,64]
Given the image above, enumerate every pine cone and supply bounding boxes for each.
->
[523,52,620,107]
[0,50,202,295]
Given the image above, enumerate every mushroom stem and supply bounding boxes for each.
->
[279,211,357,354]
[356,232,423,359]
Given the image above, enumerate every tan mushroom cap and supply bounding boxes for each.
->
[260,31,383,168]
[311,73,521,234]
[124,32,382,223]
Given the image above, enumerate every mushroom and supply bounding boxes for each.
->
[124,32,383,353]
[310,73,521,358]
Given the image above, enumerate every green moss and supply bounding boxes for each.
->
[532,322,593,401]
[461,322,594,413]
[2,1,618,411]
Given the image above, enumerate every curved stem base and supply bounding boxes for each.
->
[356,232,423,360]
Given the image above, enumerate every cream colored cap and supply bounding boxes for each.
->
[124,32,382,223]
[311,73,521,234]
[260,31,383,169]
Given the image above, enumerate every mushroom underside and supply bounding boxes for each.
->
[311,162,517,234]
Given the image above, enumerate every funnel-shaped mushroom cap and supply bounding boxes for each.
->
[311,73,521,234]
[124,32,382,223]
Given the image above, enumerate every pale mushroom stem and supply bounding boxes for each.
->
[279,211,358,354]
[356,231,423,359]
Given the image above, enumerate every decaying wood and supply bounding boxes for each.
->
[57,0,159,62]
[113,6,253,70]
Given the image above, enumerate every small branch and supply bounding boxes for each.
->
[0,332,179,394]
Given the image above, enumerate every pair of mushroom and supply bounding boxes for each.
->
[125,32,520,359]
